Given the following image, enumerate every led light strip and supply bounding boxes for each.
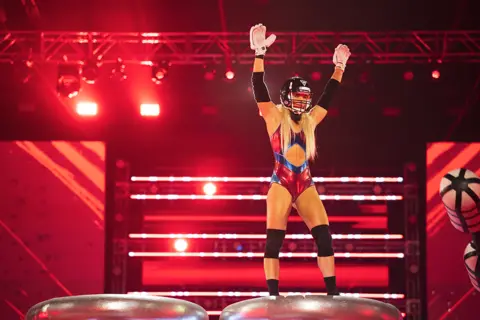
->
[131,176,403,183]
[128,252,404,258]
[131,194,403,201]
[207,311,406,317]
[129,233,404,240]
[207,311,406,318]
[128,291,405,299]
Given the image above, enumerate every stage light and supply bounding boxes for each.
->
[431,70,440,79]
[403,71,414,81]
[225,70,235,80]
[76,102,98,116]
[129,251,404,259]
[127,291,405,299]
[81,58,102,84]
[203,182,217,196]
[203,65,216,80]
[152,61,170,84]
[140,104,160,117]
[14,59,34,84]
[111,58,127,81]
[131,194,403,201]
[57,64,81,98]
[155,70,165,80]
[129,233,404,240]
[130,176,404,183]
[310,71,322,81]
[173,239,188,252]
[204,71,216,80]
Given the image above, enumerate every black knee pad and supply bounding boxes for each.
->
[311,225,334,257]
[264,229,286,259]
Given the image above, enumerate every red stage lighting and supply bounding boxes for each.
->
[431,70,440,79]
[140,104,160,117]
[403,71,414,81]
[155,70,165,80]
[76,102,98,116]
[311,71,322,81]
[203,182,217,196]
[130,175,403,183]
[173,239,188,252]
[225,70,235,80]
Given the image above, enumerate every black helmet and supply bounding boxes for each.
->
[280,77,313,114]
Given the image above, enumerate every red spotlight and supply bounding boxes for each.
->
[431,70,440,79]
[203,182,217,196]
[174,239,188,252]
[403,71,414,81]
[155,70,165,80]
[76,102,98,116]
[140,104,160,117]
[225,70,235,80]
[311,71,322,81]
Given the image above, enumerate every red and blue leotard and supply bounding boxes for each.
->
[269,125,314,202]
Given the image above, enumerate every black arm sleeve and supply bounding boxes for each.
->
[315,78,340,110]
[252,72,272,103]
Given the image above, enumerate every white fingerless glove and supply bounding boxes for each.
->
[333,44,351,71]
[250,23,276,56]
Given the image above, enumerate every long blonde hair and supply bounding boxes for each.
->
[278,106,317,160]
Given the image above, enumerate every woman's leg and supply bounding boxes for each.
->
[264,183,292,295]
[295,186,338,295]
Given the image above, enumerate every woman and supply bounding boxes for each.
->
[250,23,351,296]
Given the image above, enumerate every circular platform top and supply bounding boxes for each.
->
[25,294,208,320]
[221,295,402,320]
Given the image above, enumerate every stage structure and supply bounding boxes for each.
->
[108,166,420,320]
[1,30,480,65]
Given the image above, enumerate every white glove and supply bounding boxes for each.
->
[249,23,276,56]
[333,44,351,71]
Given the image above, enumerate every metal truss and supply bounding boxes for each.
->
[105,160,131,294]
[1,30,480,65]
[403,163,422,320]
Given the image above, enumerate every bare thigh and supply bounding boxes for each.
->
[295,186,329,230]
[266,183,293,230]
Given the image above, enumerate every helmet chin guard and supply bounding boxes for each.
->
[280,76,313,114]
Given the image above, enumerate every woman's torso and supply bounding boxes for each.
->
[270,123,308,169]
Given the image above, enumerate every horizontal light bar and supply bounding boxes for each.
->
[128,291,405,299]
[208,311,407,317]
[140,103,160,117]
[129,233,404,240]
[131,194,403,201]
[76,102,98,116]
[131,176,403,183]
[128,252,404,258]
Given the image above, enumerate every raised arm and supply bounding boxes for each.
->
[252,56,276,118]
[250,24,278,120]
[310,44,351,125]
